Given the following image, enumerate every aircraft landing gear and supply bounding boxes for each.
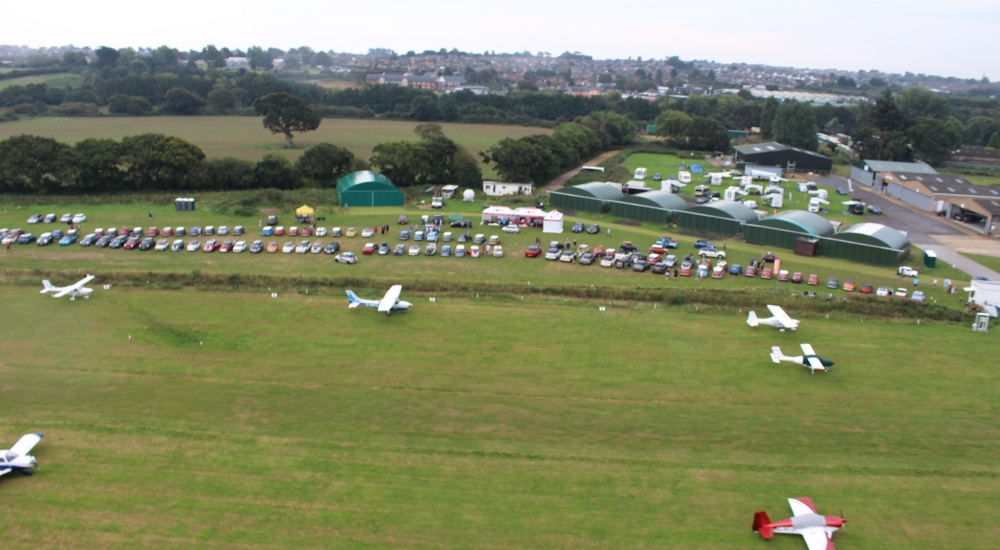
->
[21,470,33,476]
[84,295,89,299]
[70,296,75,301]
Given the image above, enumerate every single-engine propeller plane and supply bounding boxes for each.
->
[40,275,95,301]
[753,497,847,549]
[0,434,43,479]
[346,285,411,315]
[770,344,836,374]
[747,305,799,331]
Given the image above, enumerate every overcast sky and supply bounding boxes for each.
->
[7,0,997,80]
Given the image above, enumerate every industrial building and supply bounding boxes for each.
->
[336,171,404,207]
[733,142,833,175]
[608,190,688,224]
[548,182,624,213]
[676,201,758,236]
[744,210,836,249]
[849,160,936,189]
[881,171,1000,236]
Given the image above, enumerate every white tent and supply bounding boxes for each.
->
[481,206,515,224]
[543,210,564,233]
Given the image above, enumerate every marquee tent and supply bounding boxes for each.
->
[481,206,515,224]
[295,205,314,216]
[543,210,564,233]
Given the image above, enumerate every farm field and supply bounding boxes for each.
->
[0,72,84,90]
[0,285,998,548]
[0,117,548,172]
[0,203,968,306]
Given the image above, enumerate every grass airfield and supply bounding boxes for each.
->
[1,284,999,548]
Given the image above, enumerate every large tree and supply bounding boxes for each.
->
[0,135,75,193]
[72,139,124,192]
[759,96,779,139]
[482,138,560,184]
[771,101,819,151]
[253,92,321,148]
[909,117,961,165]
[118,134,205,190]
[684,117,731,152]
[295,143,355,186]
[654,110,692,144]
[253,154,299,189]
[164,87,206,114]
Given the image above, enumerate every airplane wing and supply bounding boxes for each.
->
[52,275,94,298]
[801,529,836,550]
[799,344,817,356]
[9,433,43,456]
[377,285,403,313]
[767,305,796,328]
[789,497,817,516]
[0,468,10,478]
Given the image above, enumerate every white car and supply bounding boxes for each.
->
[408,244,420,256]
[186,240,201,252]
[493,245,504,258]
[60,213,73,223]
[154,238,170,251]
[310,242,323,254]
[71,213,86,224]
[699,248,726,259]
[501,224,520,234]
[233,241,247,253]
[559,250,575,263]
[171,239,184,251]
[545,248,561,260]
[175,227,186,236]
[218,225,230,235]
[876,286,892,297]
[600,254,616,267]
[295,241,310,253]
[316,227,328,237]
[282,242,295,253]
[897,266,919,277]
[362,227,374,238]
[894,288,908,297]
[335,252,358,264]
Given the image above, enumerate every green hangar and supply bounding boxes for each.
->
[744,210,836,249]
[609,190,688,224]
[548,182,624,213]
[336,171,404,207]
[677,201,759,236]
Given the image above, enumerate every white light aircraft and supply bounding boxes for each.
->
[747,305,799,331]
[0,434,43,478]
[770,344,836,374]
[346,285,412,315]
[40,274,95,301]
[753,497,847,548]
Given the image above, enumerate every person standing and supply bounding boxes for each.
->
[607,228,611,237]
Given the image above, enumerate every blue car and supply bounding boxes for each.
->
[729,263,743,275]
[59,232,78,245]
[262,226,274,237]
[694,240,715,249]
[399,230,410,240]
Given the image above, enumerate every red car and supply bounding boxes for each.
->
[289,226,299,236]
[744,265,757,277]
[161,227,173,237]
[860,283,874,294]
[219,240,234,253]
[117,227,130,236]
[760,267,773,280]
[147,227,159,237]
[524,245,542,257]
[649,244,671,254]
[362,243,376,255]
[791,272,803,284]
[679,263,693,276]
[123,236,141,249]
[807,273,819,286]
[301,227,313,237]
[202,239,220,252]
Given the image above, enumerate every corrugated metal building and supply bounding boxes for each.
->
[677,201,758,236]
[336,171,404,207]
[821,223,910,266]
[848,159,936,188]
[744,210,835,249]
[733,142,833,174]
[548,182,623,213]
[609,190,688,224]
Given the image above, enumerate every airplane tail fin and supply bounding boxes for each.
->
[747,311,758,327]
[753,511,773,538]
[40,280,55,293]
[346,290,360,308]
[770,346,783,364]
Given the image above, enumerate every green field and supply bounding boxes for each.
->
[0,202,969,306]
[962,252,1000,273]
[1,282,998,548]
[0,72,84,90]
[0,117,548,170]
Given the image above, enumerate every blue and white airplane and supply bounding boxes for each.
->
[0,434,43,479]
[346,285,412,315]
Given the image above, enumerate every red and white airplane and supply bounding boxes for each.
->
[753,497,846,549]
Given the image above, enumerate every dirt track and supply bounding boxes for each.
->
[544,150,621,192]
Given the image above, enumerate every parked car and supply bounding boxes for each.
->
[440,244,452,257]
[219,240,235,253]
[877,286,892,296]
[324,242,340,255]
[807,273,819,286]
[827,277,839,289]
[791,272,803,284]
[455,244,466,257]
[693,240,715,249]
[262,226,275,237]
[43,213,56,223]
[571,222,585,233]
[545,248,561,260]
[393,244,405,256]
[632,258,650,272]
[860,283,874,294]
[95,235,113,248]
[301,227,313,237]
[310,242,323,254]
[60,213,73,223]
[281,242,295,253]
[51,229,65,240]
[558,250,575,263]
[378,242,390,255]
[37,232,53,246]
[316,227,327,237]
[155,238,170,251]
[140,237,156,250]
[502,224,520,234]
[843,280,857,292]
[457,232,469,243]
[525,245,542,258]
[71,213,86,224]
[473,234,486,244]
[123,236,141,250]
[233,226,245,236]
[231,240,246,253]
[273,226,284,236]
[398,215,408,225]
[619,241,638,253]
[894,287,908,297]
[204,226,215,236]
[679,261,693,276]
[408,244,420,256]
[836,188,848,195]
[266,242,279,253]
[266,215,278,225]
[912,290,925,302]
[27,214,42,224]
[80,233,98,247]
[289,226,299,236]
[175,227,186,236]
[218,225,230,236]
[897,266,919,277]
[249,240,263,254]
[335,252,358,264]
[579,252,595,265]
[425,243,438,256]
[600,254,616,267]
[744,265,757,277]
[729,263,743,275]
[655,236,678,249]
[162,227,173,237]
[399,230,410,240]
[414,231,425,241]
[442,231,453,241]
[777,269,790,282]
[469,245,482,258]
[202,239,220,252]
[587,224,600,234]
[186,239,201,252]
[451,219,472,228]
[361,227,374,238]
[331,227,342,237]
[171,239,184,251]
[346,227,357,238]
[109,236,127,248]
[492,245,503,258]
[711,265,725,278]
[867,205,883,215]
[363,242,377,255]
[760,267,773,279]
[699,248,726,259]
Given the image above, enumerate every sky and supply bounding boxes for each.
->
[7,0,998,80]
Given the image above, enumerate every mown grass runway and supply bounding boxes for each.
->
[0,286,998,548]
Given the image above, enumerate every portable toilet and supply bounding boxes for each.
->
[923,249,937,268]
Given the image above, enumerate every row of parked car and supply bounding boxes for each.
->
[362,241,504,258]
[25,213,86,225]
